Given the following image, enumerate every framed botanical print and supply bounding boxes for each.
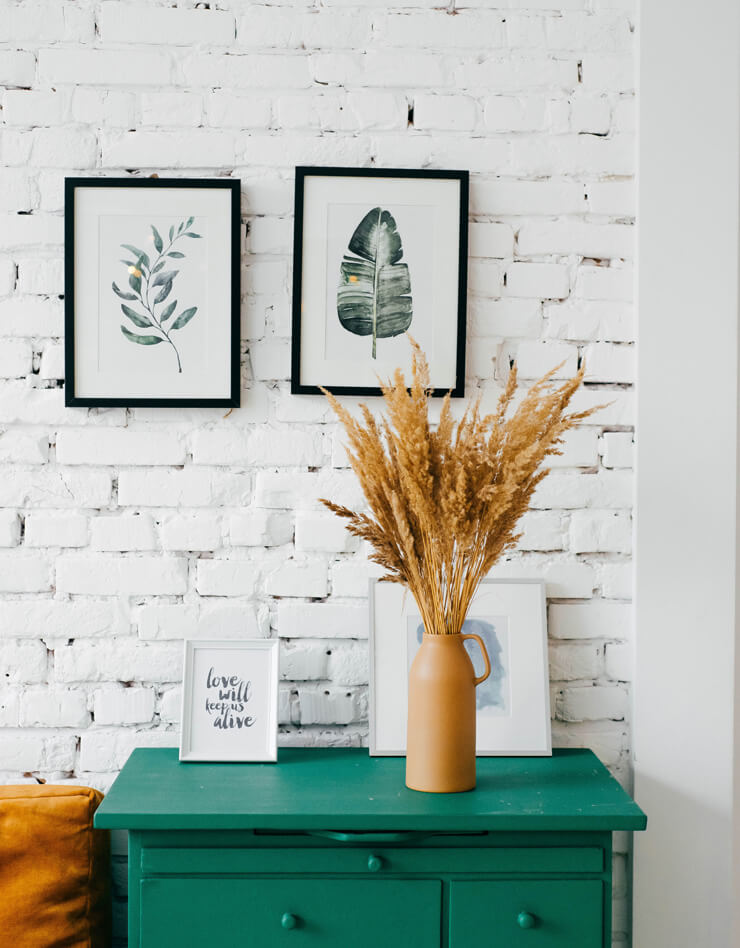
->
[369,579,551,757]
[291,167,469,397]
[180,639,279,763]
[65,178,240,407]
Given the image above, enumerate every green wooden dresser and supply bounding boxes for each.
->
[95,747,646,947]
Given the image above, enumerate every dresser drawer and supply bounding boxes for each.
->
[140,877,441,947]
[142,845,603,876]
[450,880,603,947]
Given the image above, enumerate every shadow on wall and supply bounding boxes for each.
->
[632,773,732,947]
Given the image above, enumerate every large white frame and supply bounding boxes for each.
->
[180,639,278,763]
[369,578,550,757]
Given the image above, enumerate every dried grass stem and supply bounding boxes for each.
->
[321,340,598,636]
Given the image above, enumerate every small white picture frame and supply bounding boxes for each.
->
[369,579,551,757]
[180,639,278,763]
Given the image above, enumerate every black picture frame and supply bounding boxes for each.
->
[291,166,469,398]
[65,177,241,408]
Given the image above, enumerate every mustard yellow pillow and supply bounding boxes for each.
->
[0,785,111,947]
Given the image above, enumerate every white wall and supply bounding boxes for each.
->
[634,0,740,944]
[0,1,637,942]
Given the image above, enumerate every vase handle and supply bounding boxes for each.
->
[461,633,491,687]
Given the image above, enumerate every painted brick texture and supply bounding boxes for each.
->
[0,1,635,944]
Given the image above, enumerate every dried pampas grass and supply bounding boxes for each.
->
[320,340,598,638]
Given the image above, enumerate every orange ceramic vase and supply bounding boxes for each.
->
[406,632,491,793]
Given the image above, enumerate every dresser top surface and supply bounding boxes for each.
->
[95,747,646,832]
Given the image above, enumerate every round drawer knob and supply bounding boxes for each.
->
[281,913,298,930]
[367,853,383,872]
[517,912,536,930]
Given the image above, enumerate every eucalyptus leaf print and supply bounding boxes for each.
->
[337,207,412,359]
[113,218,201,373]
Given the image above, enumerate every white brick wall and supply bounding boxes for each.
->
[0,1,635,943]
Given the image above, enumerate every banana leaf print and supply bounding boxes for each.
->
[337,207,412,359]
[113,218,202,373]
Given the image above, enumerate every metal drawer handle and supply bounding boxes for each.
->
[517,911,537,930]
[307,830,423,843]
[367,853,383,872]
[281,913,299,930]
